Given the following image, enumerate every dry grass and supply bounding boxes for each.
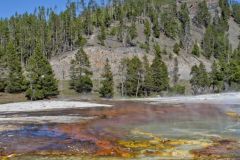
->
[58,80,101,100]
[58,80,80,99]
[0,81,99,104]
[0,92,27,104]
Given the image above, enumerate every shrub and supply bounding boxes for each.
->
[170,85,186,95]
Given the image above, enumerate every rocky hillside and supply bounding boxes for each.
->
[50,0,240,87]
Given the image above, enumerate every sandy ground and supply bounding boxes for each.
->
[0,101,111,125]
[0,116,96,124]
[0,101,112,113]
[129,92,240,105]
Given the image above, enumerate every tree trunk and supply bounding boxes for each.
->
[136,73,140,97]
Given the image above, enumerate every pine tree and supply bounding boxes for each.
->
[142,54,153,96]
[198,62,210,92]
[152,13,160,38]
[232,3,240,24]
[125,56,143,97]
[161,12,179,39]
[228,58,240,89]
[98,23,106,46]
[76,34,87,48]
[129,22,137,40]
[219,0,230,23]
[5,42,26,93]
[192,43,200,57]
[83,10,94,36]
[194,0,211,27]
[99,58,114,98]
[69,48,93,93]
[117,23,124,43]
[0,79,5,92]
[26,43,59,100]
[151,45,169,92]
[154,44,161,57]
[0,45,7,92]
[173,58,179,84]
[190,62,210,94]
[202,25,214,58]
[103,8,111,27]
[144,19,151,43]
[127,22,137,46]
[202,24,229,59]
[178,2,190,30]
[190,65,199,94]
[210,61,224,92]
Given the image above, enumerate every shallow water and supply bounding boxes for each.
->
[0,101,240,159]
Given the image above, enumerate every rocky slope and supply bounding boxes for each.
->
[50,0,240,89]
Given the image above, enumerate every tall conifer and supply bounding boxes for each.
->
[99,58,114,98]
[70,48,93,93]
[26,42,59,100]
[5,42,25,93]
[151,44,169,92]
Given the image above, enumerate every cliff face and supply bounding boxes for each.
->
[50,0,240,90]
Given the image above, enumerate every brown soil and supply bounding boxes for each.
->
[0,93,27,104]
